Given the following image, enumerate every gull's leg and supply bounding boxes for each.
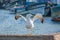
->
[26,25,33,36]
[28,28,33,36]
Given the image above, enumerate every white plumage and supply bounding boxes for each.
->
[15,13,44,30]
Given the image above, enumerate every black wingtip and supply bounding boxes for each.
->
[41,18,44,23]
[15,16,17,20]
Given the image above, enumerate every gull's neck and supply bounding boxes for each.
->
[26,16,34,28]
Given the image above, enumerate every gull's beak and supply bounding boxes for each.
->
[31,14,34,16]
[31,15,33,18]
[31,14,34,17]
[15,15,21,20]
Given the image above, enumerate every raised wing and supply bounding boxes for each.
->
[15,14,27,21]
[33,14,44,23]
[21,15,27,22]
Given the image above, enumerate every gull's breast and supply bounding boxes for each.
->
[26,19,34,29]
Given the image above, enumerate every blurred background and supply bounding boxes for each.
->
[0,0,60,35]
[0,0,59,16]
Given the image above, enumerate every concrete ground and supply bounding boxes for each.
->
[0,9,60,35]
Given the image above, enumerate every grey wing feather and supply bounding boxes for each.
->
[22,16,27,22]
[16,14,27,22]
[33,14,44,23]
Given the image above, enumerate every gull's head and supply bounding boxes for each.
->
[26,14,33,18]
[15,14,21,20]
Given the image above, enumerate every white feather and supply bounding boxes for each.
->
[15,13,43,29]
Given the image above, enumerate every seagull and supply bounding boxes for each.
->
[15,14,44,29]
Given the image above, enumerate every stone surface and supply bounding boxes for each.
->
[0,33,60,40]
[0,35,54,40]
[54,33,60,40]
[0,10,60,35]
